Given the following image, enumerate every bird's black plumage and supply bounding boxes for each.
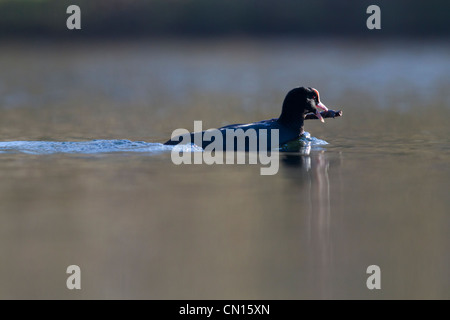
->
[164,87,331,150]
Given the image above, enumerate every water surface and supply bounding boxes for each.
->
[0,40,449,299]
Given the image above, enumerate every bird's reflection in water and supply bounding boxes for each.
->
[281,149,341,298]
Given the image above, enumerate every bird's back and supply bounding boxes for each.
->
[165,118,300,151]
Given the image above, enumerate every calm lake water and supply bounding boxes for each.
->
[0,39,449,299]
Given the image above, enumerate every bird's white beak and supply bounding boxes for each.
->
[315,101,329,123]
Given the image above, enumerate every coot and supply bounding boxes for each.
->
[165,87,340,150]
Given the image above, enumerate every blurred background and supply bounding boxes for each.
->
[1,0,449,38]
[0,0,449,299]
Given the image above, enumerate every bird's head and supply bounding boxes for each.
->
[281,87,329,122]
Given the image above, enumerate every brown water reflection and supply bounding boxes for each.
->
[281,152,335,298]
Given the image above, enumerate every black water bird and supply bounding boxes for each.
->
[164,87,340,150]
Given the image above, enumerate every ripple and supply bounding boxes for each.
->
[0,133,328,155]
[0,140,173,155]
